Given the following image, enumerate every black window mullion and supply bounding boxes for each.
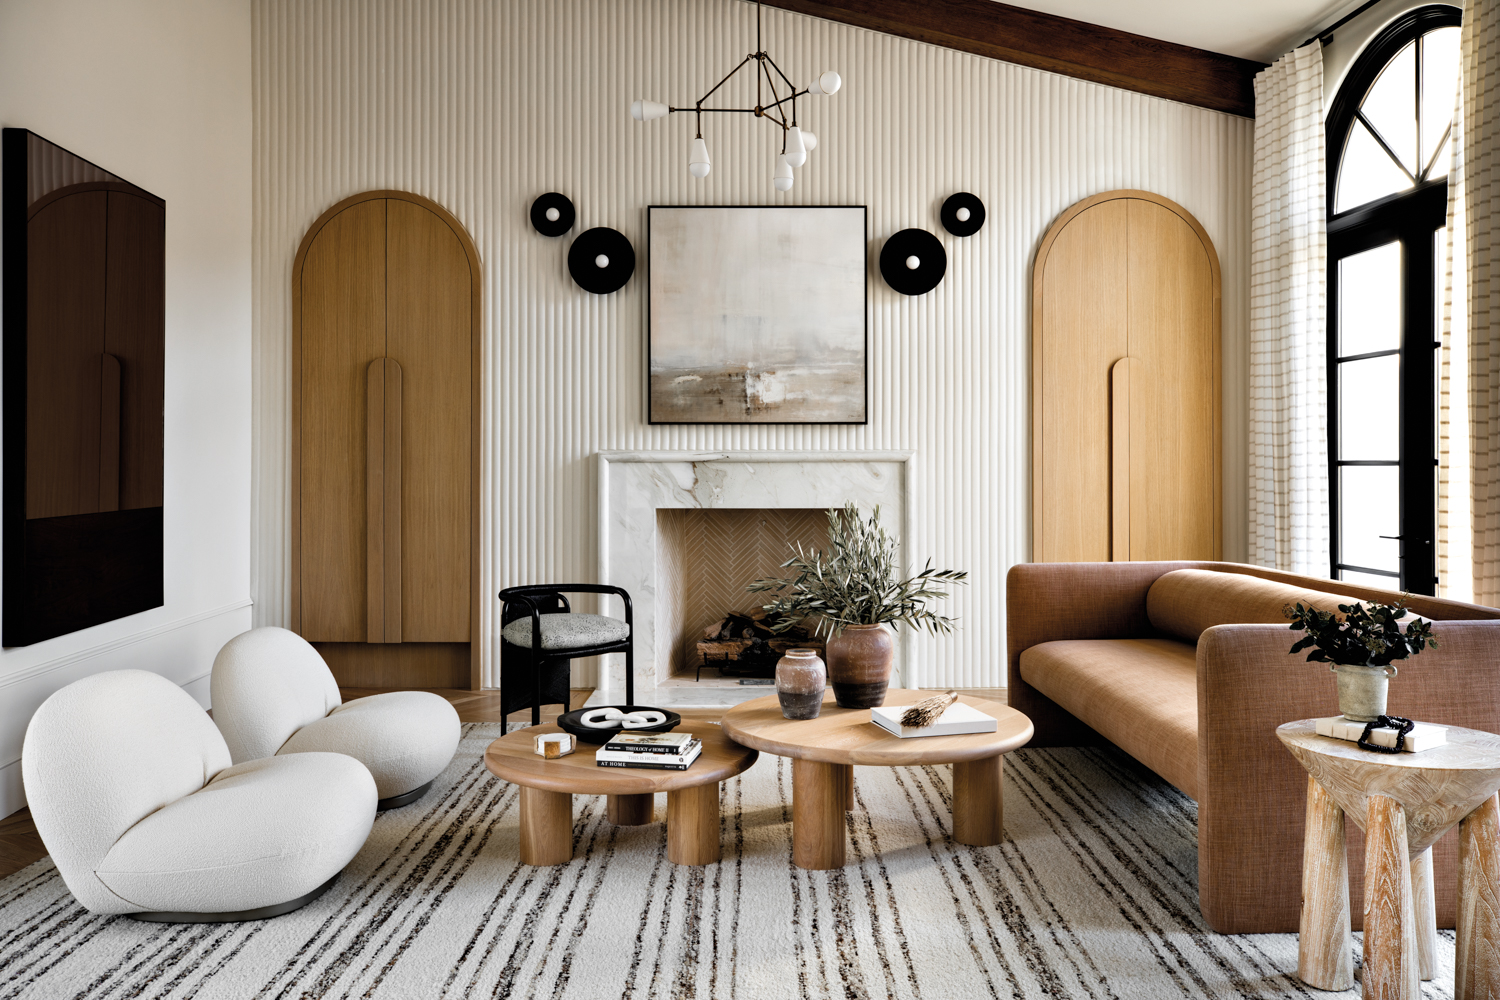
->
[1400,225,1438,594]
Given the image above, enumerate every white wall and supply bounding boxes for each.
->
[0,0,254,816]
[252,0,1253,690]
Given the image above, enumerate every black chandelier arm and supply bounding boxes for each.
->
[694,53,757,109]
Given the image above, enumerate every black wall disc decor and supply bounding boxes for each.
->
[568,227,635,294]
[530,192,575,237]
[941,192,985,237]
[879,228,946,296]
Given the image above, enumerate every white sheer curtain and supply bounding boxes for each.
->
[1462,0,1500,605]
[1249,43,1329,575]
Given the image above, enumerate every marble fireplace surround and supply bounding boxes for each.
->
[588,451,914,708]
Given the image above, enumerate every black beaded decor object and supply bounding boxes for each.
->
[530,192,575,237]
[879,228,946,296]
[1358,714,1415,754]
[940,192,985,237]
[568,227,635,294]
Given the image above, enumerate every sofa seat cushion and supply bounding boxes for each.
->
[280,691,461,799]
[1147,568,1359,645]
[96,752,376,914]
[1020,638,1200,799]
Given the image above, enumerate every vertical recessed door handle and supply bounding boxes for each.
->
[1110,357,1142,562]
[98,353,121,512]
[366,357,405,644]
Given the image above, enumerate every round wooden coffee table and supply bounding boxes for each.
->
[721,689,1032,869]
[484,714,757,867]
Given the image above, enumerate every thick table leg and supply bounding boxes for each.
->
[608,793,654,826]
[952,755,1004,847]
[1458,793,1500,1000]
[519,786,573,866]
[843,764,854,811]
[1412,848,1437,982]
[792,758,848,870]
[1364,795,1419,1000]
[1299,775,1353,991]
[667,784,721,866]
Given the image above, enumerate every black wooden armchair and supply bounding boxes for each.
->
[497,584,635,730]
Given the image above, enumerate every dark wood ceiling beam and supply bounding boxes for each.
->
[761,0,1266,118]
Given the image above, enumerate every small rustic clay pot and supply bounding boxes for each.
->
[1333,662,1397,722]
[776,649,826,720]
[825,623,895,708]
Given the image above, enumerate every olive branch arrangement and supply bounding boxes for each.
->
[747,502,967,637]
[1282,599,1437,666]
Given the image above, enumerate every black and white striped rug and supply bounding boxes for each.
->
[0,723,1447,999]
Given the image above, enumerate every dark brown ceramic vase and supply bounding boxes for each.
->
[825,623,895,708]
[775,648,826,720]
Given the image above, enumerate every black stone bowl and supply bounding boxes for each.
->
[557,705,682,745]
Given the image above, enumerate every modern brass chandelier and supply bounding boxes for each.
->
[629,0,841,192]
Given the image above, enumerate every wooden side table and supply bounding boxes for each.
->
[721,690,1033,870]
[1277,719,1500,999]
[484,714,757,867]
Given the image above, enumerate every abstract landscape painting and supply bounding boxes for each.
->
[648,206,866,423]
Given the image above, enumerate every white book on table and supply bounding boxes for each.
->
[1315,716,1448,752]
[871,703,998,738]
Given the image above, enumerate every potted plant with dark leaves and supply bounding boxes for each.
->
[748,502,967,712]
[1283,599,1438,721]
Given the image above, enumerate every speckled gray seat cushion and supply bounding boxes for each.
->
[500,613,630,650]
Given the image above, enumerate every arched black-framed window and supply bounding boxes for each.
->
[1327,5,1461,595]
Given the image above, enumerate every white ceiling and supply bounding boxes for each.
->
[1001,0,1362,63]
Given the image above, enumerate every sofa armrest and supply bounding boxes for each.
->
[1006,560,1209,745]
[1196,619,1500,934]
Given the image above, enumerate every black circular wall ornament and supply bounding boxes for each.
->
[568,227,635,294]
[940,192,985,237]
[879,228,946,296]
[530,192,576,237]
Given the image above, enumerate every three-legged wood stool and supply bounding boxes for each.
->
[1278,719,1500,999]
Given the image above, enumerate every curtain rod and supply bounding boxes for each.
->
[1299,0,1383,48]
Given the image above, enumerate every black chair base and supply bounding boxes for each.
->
[127,872,339,923]
[377,780,433,811]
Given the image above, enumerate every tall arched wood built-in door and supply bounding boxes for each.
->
[291,191,481,689]
[1032,190,1222,563]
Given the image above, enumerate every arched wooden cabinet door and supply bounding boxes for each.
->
[1032,190,1221,563]
[291,191,482,689]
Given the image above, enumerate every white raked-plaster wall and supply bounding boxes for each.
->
[0,0,254,816]
[252,0,1255,690]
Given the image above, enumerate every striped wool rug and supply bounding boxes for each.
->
[0,723,1454,999]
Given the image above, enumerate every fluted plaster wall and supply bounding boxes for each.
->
[253,0,1253,689]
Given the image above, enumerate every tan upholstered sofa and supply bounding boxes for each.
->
[1006,560,1500,934]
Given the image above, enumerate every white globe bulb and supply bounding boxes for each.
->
[688,136,711,178]
[545,207,561,222]
[956,207,970,222]
[801,130,818,152]
[595,254,610,268]
[818,70,842,96]
[773,154,794,192]
[905,256,921,270]
[784,126,807,168]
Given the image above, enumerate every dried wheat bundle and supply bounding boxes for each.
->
[900,690,958,729]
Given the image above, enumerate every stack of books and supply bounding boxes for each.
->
[595,731,702,770]
[1314,716,1449,752]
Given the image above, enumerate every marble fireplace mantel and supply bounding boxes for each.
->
[590,450,914,708]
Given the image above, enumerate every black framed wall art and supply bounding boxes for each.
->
[647,205,867,424]
[1,128,165,645]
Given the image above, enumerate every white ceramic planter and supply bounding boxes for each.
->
[1333,662,1397,722]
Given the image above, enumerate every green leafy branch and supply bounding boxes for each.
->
[1283,599,1437,667]
[746,502,967,637]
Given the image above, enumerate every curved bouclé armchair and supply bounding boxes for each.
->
[22,669,375,920]
[211,627,461,808]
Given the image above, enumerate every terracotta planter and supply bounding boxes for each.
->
[775,649,826,720]
[1333,662,1397,722]
[825,623,895,708]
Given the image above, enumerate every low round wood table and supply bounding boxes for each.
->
[484,714,757,867]
[721,690,1032,870]
[1278,719,1500,999]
